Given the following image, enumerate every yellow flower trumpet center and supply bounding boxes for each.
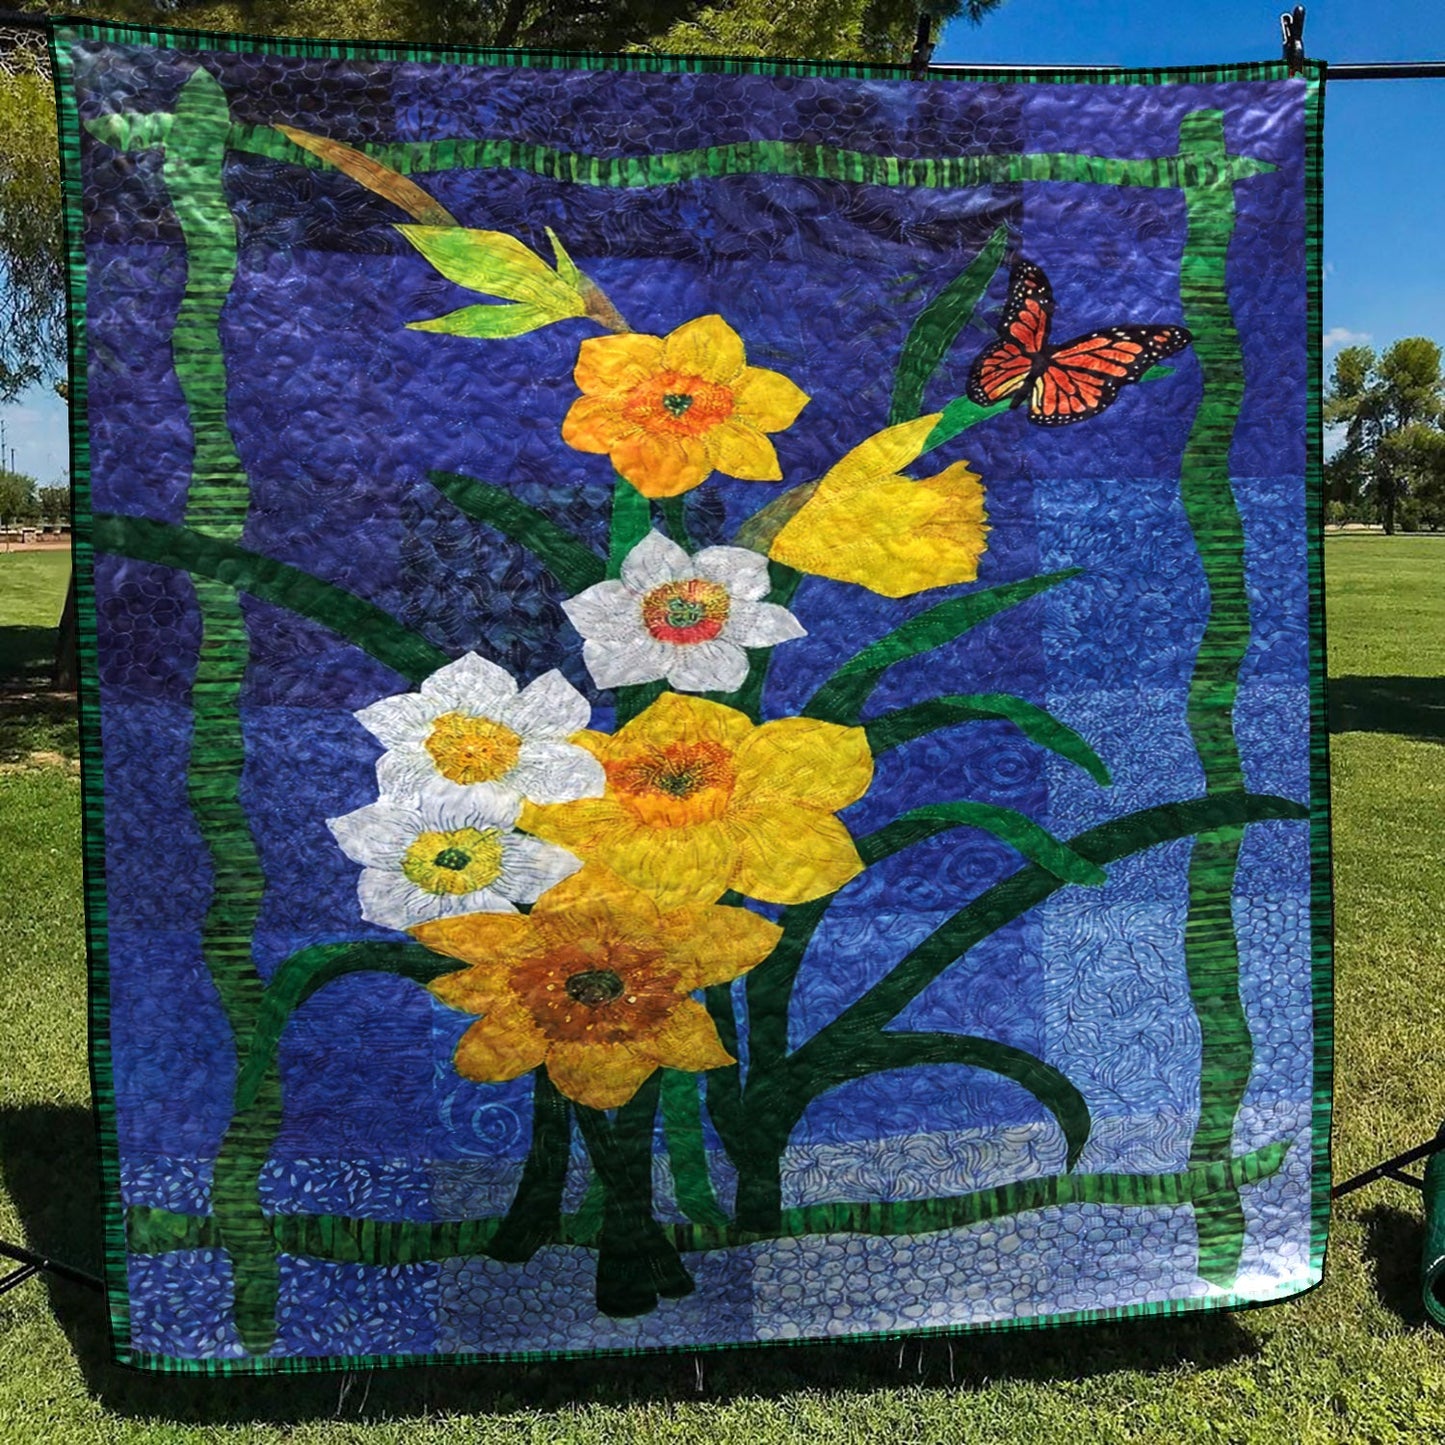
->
[511,943,677,1045]
[424,712,523,785]
[401,827,505,896]
[640,578,731,644]
[622,370,734,438]
[606,739,736,828]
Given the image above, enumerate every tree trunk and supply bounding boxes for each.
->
[52,569,77,691]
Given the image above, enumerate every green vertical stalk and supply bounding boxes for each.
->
[575,1080,694,1316]
[486,1071,572,1261]
[163,67,275,1351]
[1175,110,1254,1286]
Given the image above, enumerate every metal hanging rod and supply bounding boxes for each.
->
[1,4,1443,78]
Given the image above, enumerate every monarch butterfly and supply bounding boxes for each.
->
[965,260,1193,426]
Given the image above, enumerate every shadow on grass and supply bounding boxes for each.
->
[1356,1202,1430,1328]
[1329,676,1445,744]
[0,1102,1265,1424]
[0,625,77,762]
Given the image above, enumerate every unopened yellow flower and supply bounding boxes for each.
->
[414,867,781,1110]
[562,315,809,498]
[519,692,873,908]
[769,414,990,598]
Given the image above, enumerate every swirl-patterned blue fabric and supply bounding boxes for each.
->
[54,22,1330,1371]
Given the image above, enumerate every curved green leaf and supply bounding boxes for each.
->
[236,941,450,1112]
[797,790,1310,1056]
[924,393,1012,452]
[396,224,583,313]
[859,802,1107,886]
[804,569,1082,725]
[427,470,606,595]
[408,302,571,339]
[92,513,451,686]
[890,225,1008,425]
[865,692,1111,785]
[807,1031,1091,1170]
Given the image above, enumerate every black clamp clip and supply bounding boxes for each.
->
[1280,6,1307,77]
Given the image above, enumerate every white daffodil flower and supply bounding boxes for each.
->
[354,653,604,810]
[327,785,581,930]
[562,530,805,694]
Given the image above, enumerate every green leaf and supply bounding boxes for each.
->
[660,1070,730,1227]
[236,941,449,1112]
[397,225,585,314]
[858,802,1108,887]
[865,692,1111,785]
[427,470,606,595]
[924,393,1013,451]
[804,569,1083,725]
[546,226,582,289]
[801,790,1310,1051]
[92,513,451,686]
[407,302,571,339]
[810,1032,1092,1170]
[890,225,1009,425]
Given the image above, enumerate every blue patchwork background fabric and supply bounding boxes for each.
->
[55,23,1329,1370]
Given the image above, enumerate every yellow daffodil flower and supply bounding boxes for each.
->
[414,867,781,1110]
[562,315,809,498]
[518,692,873,908]
[769,414,991,598]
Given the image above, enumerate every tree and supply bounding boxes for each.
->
[0,466,39,521]
[37,482,68,518]
[0,24,62,401]
[660,0,1008,63]
[1325,338,1445,535]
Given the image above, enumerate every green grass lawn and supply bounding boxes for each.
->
[0,550,76,762]
[0,539,1442,1442]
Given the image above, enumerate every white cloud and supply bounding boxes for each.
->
[1323,327,1372,350]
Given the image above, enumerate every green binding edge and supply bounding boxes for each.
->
[1303,67,1334,1303]
[50,17,1332,1372]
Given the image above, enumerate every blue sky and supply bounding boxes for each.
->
[5,1,1443,484]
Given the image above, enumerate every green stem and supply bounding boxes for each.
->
[659,1071,729,1227]
[574,1082,693,1316]
[657,495,694,551]
[486,1071,573,1263]
[1175,110,1257,1287]
[163,67,273,1355]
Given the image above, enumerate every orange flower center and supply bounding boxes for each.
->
[425,712,522,785]
[640,578,731,644]
[509,943,679,1045]
[605,739,736,828]
[621,370,735,438]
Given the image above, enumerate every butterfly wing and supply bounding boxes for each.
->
[965,260,1055,407]
[1027,325,1193,426]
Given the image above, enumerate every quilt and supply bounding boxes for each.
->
[52,22,1330,1369]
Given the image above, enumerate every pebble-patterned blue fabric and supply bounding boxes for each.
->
[53,22,1329,1372]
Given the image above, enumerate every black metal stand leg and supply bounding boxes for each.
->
[0,1239,104,1294]
[1332,1128,1445,1199]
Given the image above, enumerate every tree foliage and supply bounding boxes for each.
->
[659,0,1007,63]
[1325,338,1445,533]
[0,33,63,402]
[0,466,40,520]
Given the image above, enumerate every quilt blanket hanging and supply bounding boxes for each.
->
[52,22,1330,1370]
